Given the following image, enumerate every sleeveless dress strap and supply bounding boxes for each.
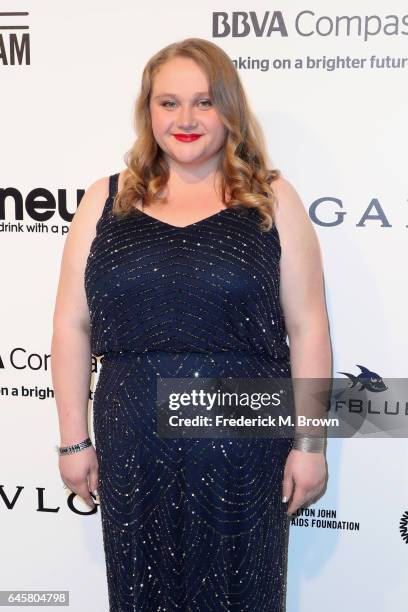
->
[108,172,120,199]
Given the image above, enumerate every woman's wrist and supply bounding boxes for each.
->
[56,436,93,456]
[292,433,326,453]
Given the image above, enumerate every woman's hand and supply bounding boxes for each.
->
[282,449,327,516]
[58,445,100,510]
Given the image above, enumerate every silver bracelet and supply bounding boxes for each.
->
[55,437,92,456]
[292,434,325,453]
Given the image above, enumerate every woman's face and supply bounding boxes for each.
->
[149,57,226,169]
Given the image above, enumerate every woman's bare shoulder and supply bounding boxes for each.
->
[271,176,308,220]
[76,175,110,221]
[69,169,128,237]
[60,174,111,270]
[270,175,316,247]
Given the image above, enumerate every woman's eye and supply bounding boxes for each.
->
[161,101,177,109]
[198,99,212,108]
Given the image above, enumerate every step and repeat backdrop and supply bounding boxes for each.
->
[1,1,407,610]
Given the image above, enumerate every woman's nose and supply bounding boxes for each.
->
[176,106,197,128]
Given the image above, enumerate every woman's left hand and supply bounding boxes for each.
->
[282,449,327,516]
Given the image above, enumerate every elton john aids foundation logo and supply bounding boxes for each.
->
[399,511,408,544]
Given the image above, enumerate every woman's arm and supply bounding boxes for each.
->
[50,175,110,507]
[273,176,331,373]
[272,176,331,514]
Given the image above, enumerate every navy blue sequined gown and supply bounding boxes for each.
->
[84,172,294,611]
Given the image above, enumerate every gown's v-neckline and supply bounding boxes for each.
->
[135,206,235,230]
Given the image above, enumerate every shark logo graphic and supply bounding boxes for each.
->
[337,365,388,393]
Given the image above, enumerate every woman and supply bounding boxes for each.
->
[51,38,330,611]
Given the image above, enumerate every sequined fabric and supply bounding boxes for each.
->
[84,173,294,611]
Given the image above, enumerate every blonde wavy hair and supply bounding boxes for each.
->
[113,37,282,232]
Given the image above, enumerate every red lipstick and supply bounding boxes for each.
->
[173,134,202,142]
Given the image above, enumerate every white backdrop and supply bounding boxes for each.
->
[1,1,407,610]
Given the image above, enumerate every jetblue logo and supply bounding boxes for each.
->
[338,365,388,393]
[331,366,408,437]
